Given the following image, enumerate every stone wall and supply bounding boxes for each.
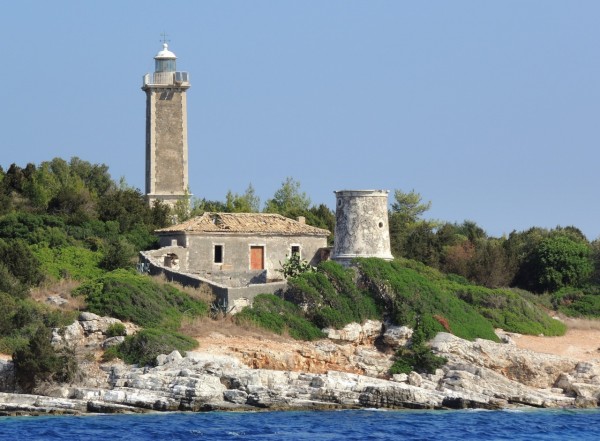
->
[139,251,287,313]
[145,84,189,207]
[163,233,327,281]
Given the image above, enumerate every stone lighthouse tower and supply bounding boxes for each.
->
[142,42,190,207]
[331,190,394,266]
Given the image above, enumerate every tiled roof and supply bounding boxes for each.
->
[156,212,330,236]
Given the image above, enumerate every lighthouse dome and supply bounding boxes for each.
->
[155,43,177,59]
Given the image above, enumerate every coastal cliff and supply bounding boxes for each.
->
[1,313,599,416]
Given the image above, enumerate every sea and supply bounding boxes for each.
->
[1,408,599,441]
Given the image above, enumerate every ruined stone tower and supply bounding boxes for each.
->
[142,42,190,207]
[331,190,394,265]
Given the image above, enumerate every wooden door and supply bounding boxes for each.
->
[250,246,264,270]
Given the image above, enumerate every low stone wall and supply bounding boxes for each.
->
[139,252,286,313]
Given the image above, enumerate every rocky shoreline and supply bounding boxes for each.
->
[1,314,600,416]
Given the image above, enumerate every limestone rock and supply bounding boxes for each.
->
[323,320,382,344]
[382,325,412,348]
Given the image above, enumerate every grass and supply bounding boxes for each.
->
[235,294,324,341]
[74,269,209,330]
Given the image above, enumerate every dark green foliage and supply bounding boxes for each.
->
[357,258,567,338]
[12,326,77,392]
[113,328,198,367]
[74,270,208,330]
[357,258,499,341]
[0,291,77,355]
[106,322,127,337]
[287,261,381,329]
[235,294,324,341]
[98,238,137,271]
[279,253,315,279]
[390,319,447,375]
[0,264,29,299]
[530,235,593,293]
[0,238,44,286]
[551,287,600,317]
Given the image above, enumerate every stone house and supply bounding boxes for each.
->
[149,212,330,287]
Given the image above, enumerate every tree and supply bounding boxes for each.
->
[226,183,260,213]
[0,238,43,286]
[531,235,593,292]
[389,189,437,261]
[13,326,77,392]
[264,177,311,216]
[390,189,432,224]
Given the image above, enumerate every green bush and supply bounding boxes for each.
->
[357,258,566,339]
[32,245,104,281]
[551,287,600,317]
[106,322,127,337]
[357,258,499,341]
[0,238,44,286]
[390,321,447,375]
[287,261,381,329]
[74,269,208,330]
[12,326,78,392]
[113,328,198,367]
[235,294,324,341]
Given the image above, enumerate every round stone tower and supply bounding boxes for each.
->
[331,190,394,265]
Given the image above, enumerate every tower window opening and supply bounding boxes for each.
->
[291,245,300,258]
[214,245,223,264]
[155,59,176,73]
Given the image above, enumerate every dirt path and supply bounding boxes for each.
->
[512,318,600,362]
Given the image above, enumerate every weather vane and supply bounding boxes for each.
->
[160,32,170,45]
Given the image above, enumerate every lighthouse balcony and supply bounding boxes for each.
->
[143,71,190,87]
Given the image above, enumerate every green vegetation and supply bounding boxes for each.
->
[12,326,78,392]
[390,320,447,375]
[235,294,324,341]
[105,322,127,338]
[250,259,565,343]
[287,261,381,330]
[74,269,208,330]
[32,245,103,280]
[279,252,316,279]
[0,158,598,377]
[104,328,198,367]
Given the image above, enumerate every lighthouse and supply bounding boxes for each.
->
[142,41,191,207]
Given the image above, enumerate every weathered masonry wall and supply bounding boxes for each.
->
[145,85,189,206]
[139,251,287,313]
[158,233,327,281]
[332,190,394,265]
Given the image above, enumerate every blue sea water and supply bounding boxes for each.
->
[1,409,599,441]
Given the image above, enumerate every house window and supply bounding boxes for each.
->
[214,245,223,264]
[291,245,300,258]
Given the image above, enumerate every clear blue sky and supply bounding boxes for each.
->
[2,1,599,239]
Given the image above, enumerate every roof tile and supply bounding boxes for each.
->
[156,212,330,236]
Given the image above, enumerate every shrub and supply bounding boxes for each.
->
[0,238,44,286]
[357,258,499,341]
[279,253,315,279]
[113,328,198,367]
[32,245,103,281]
[74,269,209,330]
[12,326,78,392]
[286,261,381,329]
[357,258,566,339]
[106,322,127,337]
[235,294,324,341]
[390,322,447,375]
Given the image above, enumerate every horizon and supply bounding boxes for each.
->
[2,1,599,239]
